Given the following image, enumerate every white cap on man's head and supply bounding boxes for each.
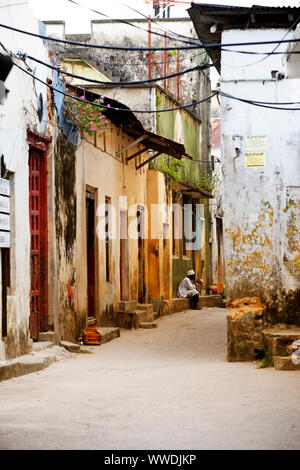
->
[187,269,195,276]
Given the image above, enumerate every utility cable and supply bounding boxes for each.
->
[67,0,200,47]
[9,52,300,113]
[13,60,218,113]
[21,53,212,86]
[2,22,300,52]
[113,0,199,44]
[219,91,300,111]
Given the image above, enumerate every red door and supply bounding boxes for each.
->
[29,147,48,340]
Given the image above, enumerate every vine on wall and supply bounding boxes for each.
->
[65,93,108,136]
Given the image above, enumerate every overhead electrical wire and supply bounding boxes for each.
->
[66,0,200,47]
[13,60,218,113]
[2,22,300,52]
[13,58,300,113]
[222,14,300,69]
[112,0,200,44]
[19,53,212,86]
[219,91,300,111]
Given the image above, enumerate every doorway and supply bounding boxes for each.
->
[29,146,48,340]
[86,188,96,320]
[120,210,129,300]
[137,206,145,303]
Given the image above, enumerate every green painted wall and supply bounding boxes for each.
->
[155,88,212,297]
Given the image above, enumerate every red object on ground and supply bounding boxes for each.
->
[82,328,102,345]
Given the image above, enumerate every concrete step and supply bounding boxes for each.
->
[198,295,222,309]
[117,309,154,329]
[32,341,54,352]
[118,300,137,313]
[60,341,81,353]
[274,356,300,371]
[153,311,160,320]
[87,316,96,326]
[263,328,300,356]
[172,298,190,313]
[0,344,71,382]
[134,308,153,324]
[137,303,153,316]
[96,327,120,344]
[38,331,55,342]
[139,322,158,329]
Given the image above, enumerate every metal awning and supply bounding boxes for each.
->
[116,130,192,168]
[69,86,193,167]
[176,180,214,199]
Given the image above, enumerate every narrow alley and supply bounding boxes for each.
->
[0,307,299,450]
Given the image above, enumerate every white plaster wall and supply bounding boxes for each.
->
[0,0,53,359]
[220,28,300,306]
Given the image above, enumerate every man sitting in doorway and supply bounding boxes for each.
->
[177,269,202,309]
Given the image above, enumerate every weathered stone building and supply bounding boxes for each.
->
[189,3,300,362]
[44,17,215,299]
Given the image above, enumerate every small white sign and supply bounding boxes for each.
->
[246,136,268,150]
[0,195,10,214]
[0,178,10,197]
[0,213,10,231]
[0,231,10,248]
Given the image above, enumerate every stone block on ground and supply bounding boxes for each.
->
[226,297,265,362]
[274,356,300,371]
[198,295,221,308]
[139,322,158,329]
[116,311,135,329]
[118,300,137,313]
[32,341,54,352]
[60,341,81,353]
[137,303,153,315]
[38,331,55,342]
[162,300,171,316]
[153,311,160,320]
[96,327,120,344]
[172,298,190,313]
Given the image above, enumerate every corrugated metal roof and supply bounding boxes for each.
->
[188,3,300,72]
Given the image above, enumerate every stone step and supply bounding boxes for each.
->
[117,308,155,329]
[153,311,160,320]
[32,341,54,352]
[217,300,227,308]
[274,356,300,371]
[139,322,158,329]
[135,308,153,324]
[60,341,81,353]
[263,328,300,356]
[87,316,96,326]
[137,303,153,316]
[118,300,137,313]
[198,295,222,309]
[38,331,55,342]
[96,327,120,344]
[172,298,190,313]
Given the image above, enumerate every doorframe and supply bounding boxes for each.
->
[86,186,98,322]
[27,131,51,340]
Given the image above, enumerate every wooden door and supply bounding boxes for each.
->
[137,207,145,303]
[29,148,48,340]
[120,211,129,300]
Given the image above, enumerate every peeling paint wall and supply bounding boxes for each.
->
[0,2,54,360]
[75,122,149,328]
[221,28,300,327]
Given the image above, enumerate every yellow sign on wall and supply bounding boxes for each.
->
[245,152,266,168]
